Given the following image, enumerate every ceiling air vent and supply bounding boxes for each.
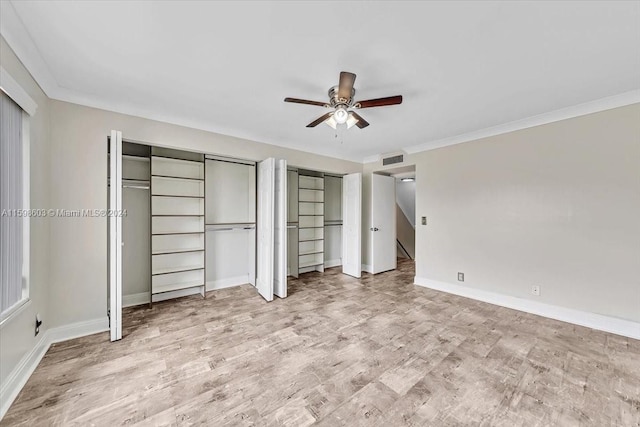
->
[382,154,403,166]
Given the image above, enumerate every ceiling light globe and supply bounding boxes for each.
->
[334,107,349,124]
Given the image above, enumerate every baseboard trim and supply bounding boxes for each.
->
[206,275,249,291]
[0,331,48,420]
[362,264,372,274]
[324,259,342,268]
[414,277,640,340]
[0,316,109,420]
[123,292,149,308]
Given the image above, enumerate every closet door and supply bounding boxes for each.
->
[108,130,123,341]
[342,173,362,278]
[256,158,275,301]
[273,159,287,298]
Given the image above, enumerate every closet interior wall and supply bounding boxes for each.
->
[120,142,151,306]
[323,174,343,268]
[287,169,299,277]
[205,157,256,290]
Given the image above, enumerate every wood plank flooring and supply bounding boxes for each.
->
[3,259,639,426]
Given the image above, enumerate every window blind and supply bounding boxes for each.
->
[0,90,24,314]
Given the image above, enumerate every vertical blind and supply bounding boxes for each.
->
[0,90,24,314]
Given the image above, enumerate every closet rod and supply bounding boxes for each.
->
[324,223,343,227]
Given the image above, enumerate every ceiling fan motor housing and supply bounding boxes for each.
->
[328,86,355,108]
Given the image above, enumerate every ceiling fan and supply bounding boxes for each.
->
[284,71,402,129]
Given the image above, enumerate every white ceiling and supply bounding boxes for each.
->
[3,1,639,162]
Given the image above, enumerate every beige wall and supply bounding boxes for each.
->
[412,104,640,322]
[0,37,51,387]
[47,100,362,327]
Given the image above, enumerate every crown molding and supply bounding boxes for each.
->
[0,1,60,98]
[403,90,640,155]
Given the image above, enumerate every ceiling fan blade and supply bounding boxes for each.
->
[284,97,329,107]
[355,95,403,109]
[338,71,356,100]
[306,112,334,128]
[350,111,370,129]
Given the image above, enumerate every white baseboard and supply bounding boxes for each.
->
[206,275,249,291]
[324,259,342,268]
[0,317,108,420]
[0,332,48,420]
[123,292,150,308]
[414,277,640,340]
[362,264,372,274]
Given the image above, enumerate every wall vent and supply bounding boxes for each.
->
[382,154,403,166]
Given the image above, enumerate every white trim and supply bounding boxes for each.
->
[414,277,640,340]
[361,264,372,274]
[206,275,250,291]
[0,298,30,327]
[47,317,109,344]
[122,292,150,308]
[0,317,108,420]
[0,67,37,116]
[21,111,30,304]
[404,91,640,155]
[0,329,48,420]
[324,259,342,269]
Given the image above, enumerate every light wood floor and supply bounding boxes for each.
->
[3,260,639,426]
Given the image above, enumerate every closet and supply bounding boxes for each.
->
[205,157,256,290]
[286,169,343,276]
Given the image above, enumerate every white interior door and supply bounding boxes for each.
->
[342,173,362,278]
[371,173,396,274]
[273,159,287,298]
[108,130,123,341]
[256,158,275,301]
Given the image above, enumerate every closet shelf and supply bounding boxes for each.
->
[299,226,324,229]
[151,174,205,182]
[151,154,204,164]
[152,281,204,295]
[152,231,205,236]
[152,265,204,276]
[299,201,324,204]
[152,195,205,199]
[299,250,323,256]
[299,238,323,242]
[299,214,324,217]
[298,187,324,191]
[299,261,324,269]
[152,214,205,217]
[151,248,205,255]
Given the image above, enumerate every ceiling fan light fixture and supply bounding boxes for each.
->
[333,106,349,124]
[325,116,337,129]
[346,112,359,129]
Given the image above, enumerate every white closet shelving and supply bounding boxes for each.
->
[151,153,206,298]
[298,172,324,272]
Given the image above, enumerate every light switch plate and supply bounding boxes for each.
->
[421,216,427,225]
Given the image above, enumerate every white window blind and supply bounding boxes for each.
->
[0,90,24,315]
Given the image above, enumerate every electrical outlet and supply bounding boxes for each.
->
[421,216,427,225]
[35,314,42,336]
[458,272,464,282]
[532,285,540,296]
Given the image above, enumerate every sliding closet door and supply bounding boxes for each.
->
[342,173,362,278]
[273,159,287,298]
[108,130,123,341]
[256,158,275,301]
